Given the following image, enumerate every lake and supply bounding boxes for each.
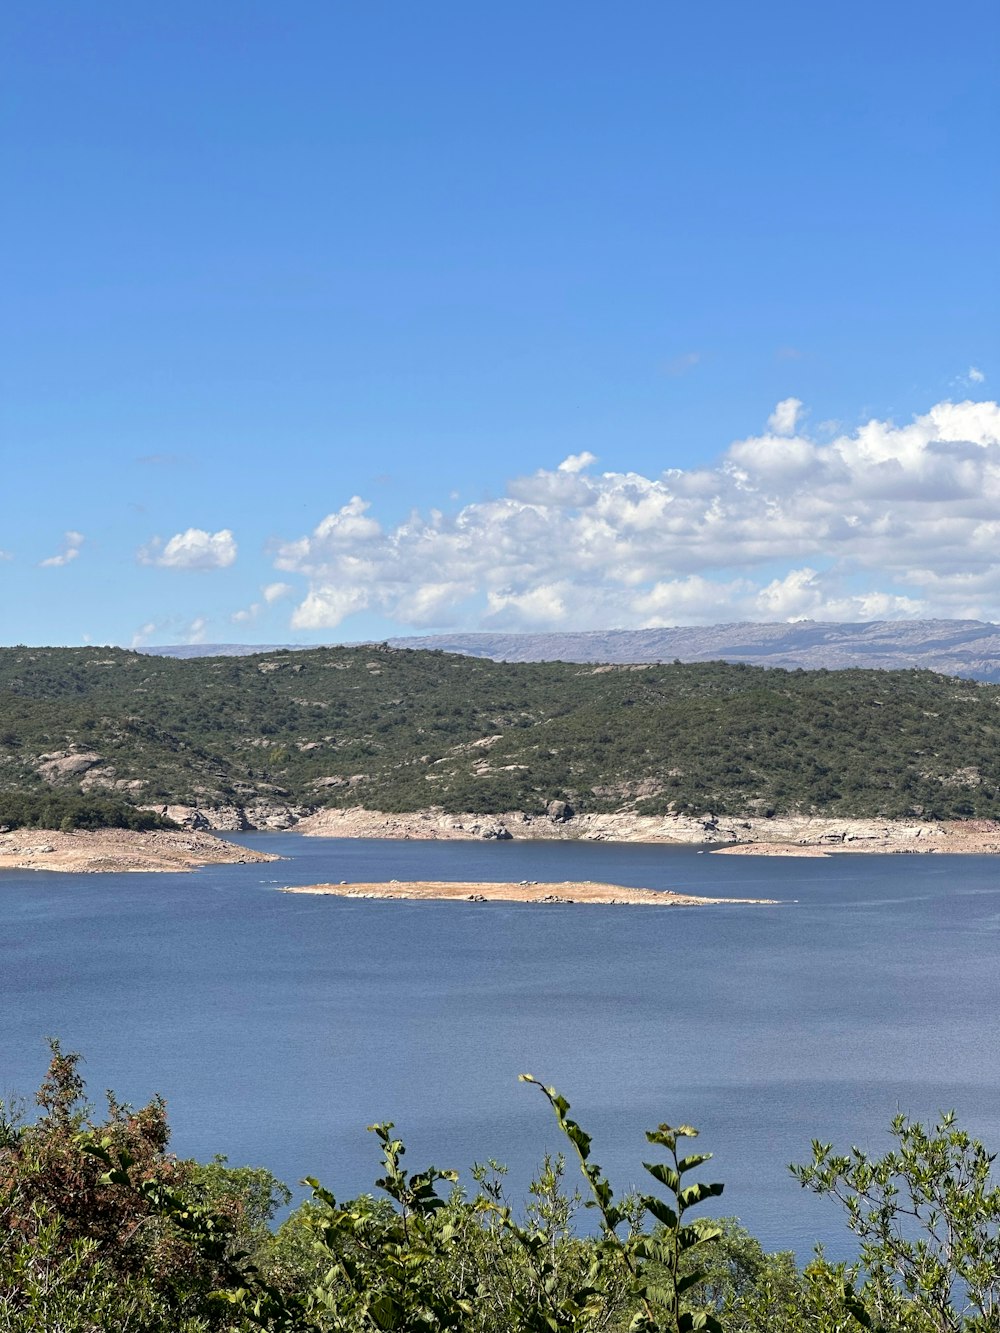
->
[2,832,998,1260]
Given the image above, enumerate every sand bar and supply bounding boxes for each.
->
[280,879,776,905]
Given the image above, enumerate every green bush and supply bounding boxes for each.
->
[4,1046,999,1330]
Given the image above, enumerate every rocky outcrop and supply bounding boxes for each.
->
[143,801,306,832]
[36,751,103,783]
[295,805,1000,854]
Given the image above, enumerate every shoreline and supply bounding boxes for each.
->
[9,804,1000,874]
[0,828,280,874]
[294,806,1000,856]
[280,879,777,906]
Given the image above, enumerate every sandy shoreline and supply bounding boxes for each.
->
[8,803,1000,874]
[296,806,1000,856]
[0,828,280,874]
[281,879,776,905]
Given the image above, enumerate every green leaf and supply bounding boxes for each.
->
[643,1197,679,1229]
[676,1152,713,1175]
[679,1181,724,1208]
[370,1293,402,1329]
[643,1161,680,1192]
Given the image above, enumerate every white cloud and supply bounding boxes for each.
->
[291,584,370,630]
[262,581,294,603]
[139,527,237,570]
[953,366,987,390]
[767,397,804,436]
[186,616,208,643]
[558,451,598,474]
[39,531,84,568]
[272,397,1000,630]
[231,603,260,624]
[130,621,158,649]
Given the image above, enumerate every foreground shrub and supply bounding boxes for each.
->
[3,1046,999,1331]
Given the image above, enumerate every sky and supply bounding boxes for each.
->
[2,1,998,647]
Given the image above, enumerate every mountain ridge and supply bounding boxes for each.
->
[6,644,1000,827]
[142,619,1000,681]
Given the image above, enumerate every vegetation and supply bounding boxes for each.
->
[0,790,174,832]
[4,645,1000,825]
[2,1045,998,1331]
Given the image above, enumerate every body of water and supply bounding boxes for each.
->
[2,833,998,1259]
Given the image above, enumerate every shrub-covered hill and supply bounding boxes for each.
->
[2,643,1000,824]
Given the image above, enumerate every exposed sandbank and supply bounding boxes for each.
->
[281,879,775,905]
[0,828,280,874]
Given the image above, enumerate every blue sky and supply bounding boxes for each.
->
[3,1,998,646]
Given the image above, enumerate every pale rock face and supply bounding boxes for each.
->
[36,752,103,782]
[143,802,306,832]
[545,799,573,822]
[242,802,305,830]
[294,805,1000,855]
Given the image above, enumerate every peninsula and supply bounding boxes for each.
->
[0,827,279,874]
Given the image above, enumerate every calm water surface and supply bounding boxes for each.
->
[2,833,998,1259]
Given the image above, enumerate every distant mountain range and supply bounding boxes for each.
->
[146,620,1000,681]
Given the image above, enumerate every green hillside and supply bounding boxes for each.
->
[2,644,1000,826]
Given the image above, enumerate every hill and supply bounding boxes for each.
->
[3,644,1000,828]
[144,619,1000,680]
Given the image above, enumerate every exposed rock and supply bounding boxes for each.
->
[296,805,1000,855]
[546,799,573,822]
[482,824,513,840]
[242,801,306,830]
[157,805,214,831]
[142,801,305,832]
[36,751,103,783]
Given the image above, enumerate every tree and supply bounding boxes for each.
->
[792,1111,1000,1332]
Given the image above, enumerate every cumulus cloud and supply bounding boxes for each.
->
[139,528,237,570]
[262,581,294,603]
[767,397,804,436]
[558,451,598,474]
[969,366,986,384]
[39,531,84,568]
[272,397,1000,631]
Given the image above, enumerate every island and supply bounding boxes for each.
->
[280,879,776,905]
